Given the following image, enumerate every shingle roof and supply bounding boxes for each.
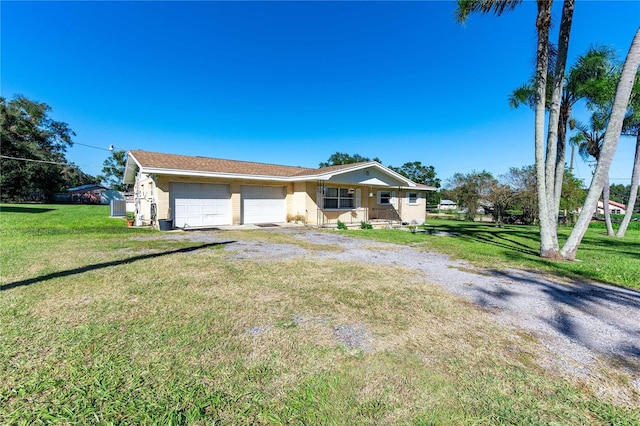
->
[129,150,370,178]
[600,199,626,209]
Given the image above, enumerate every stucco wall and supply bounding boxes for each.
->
[150,175,295,227]
[140,174,429,228]
[399,190,427,224]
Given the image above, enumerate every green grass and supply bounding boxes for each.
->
[346,219,640,289]
[1,204,639,424]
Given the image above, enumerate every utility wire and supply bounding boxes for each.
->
[0,155,102,168]
[73,142,112,151]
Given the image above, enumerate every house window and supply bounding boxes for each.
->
[407,192,419,205]
[378,191,392,205]
[323,187,354,209]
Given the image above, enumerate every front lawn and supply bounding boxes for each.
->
[1,204,638,424]
[348,219,640,289]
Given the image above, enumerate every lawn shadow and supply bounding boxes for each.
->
[1,241,235,291]
[433,222,539,256]
[1,206,55,214]
[484,268,640,364]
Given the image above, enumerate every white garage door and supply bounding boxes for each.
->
[171,183,231,228]
[242,185,286,224]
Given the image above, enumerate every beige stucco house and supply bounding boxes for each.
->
[123,150,436,229]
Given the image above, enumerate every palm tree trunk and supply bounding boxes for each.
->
[553,102,571,228]
[616,132,640,237]
[544,0,574,249]
[535,0,561,258]
[561,27,640,260]
[602,176,615,235]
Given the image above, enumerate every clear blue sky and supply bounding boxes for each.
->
[2,1,638,186]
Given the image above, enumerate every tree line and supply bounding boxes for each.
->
[1,96,127,202]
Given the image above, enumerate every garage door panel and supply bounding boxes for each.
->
[242,186,286,224]
[171,183,230,227]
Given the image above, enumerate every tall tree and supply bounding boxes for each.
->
[390,161,442,206]
[0,96,75,201]
[608,183,630,205]
[559,168,587,223]
[486,181,516,227]
[561,28,640,259]
[570,111,615,235]
[457,0,574,258]
[503,165,538,225]
[319,152,376,168]
[98,150,128,191]
[388,161,441,187]
[616,74,640,237]
[510,45,617,226]
[445,170,496,221]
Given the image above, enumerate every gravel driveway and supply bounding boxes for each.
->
[163,227,640,398]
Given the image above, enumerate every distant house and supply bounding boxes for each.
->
[123,150,436,229]
[68,184,124,205]
[597,200,627,215]
[438,199,458,211]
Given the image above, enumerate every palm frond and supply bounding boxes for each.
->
[455,0,523,23]
[509,83,536,109]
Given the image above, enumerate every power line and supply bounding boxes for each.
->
[0,155,102,168]
[73,142,112,151]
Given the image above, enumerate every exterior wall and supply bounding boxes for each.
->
[596,201,626,215]
[438,201,458,211]
[289,182,308,222]
[136,172,156,226]
[138,174,429,228]
[153,175,171,222]
[306,182,320,224]
[399,190,427,224]
[230,182,242,224]
[316,183,367,225]
[148,175,295,228]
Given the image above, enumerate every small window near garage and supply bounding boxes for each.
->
[407,192,419,205]
[323,187,354,209]
[378,191,393,205]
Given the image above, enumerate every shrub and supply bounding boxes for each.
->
[337,220,347,230]
[360,221,373,230]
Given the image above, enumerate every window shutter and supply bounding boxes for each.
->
[416,192,421,205]
[391,191,396,205]
[377,191,382,204]
[355,188,361,209]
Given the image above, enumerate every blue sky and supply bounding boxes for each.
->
[2,1,639,186]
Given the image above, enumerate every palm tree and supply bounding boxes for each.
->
[570,112,615,235]
[561,28,640,259]
[616,76,640,237]
[457,0,574,259]
[511,45,617,227]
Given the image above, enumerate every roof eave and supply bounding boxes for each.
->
[138,167,302,182]
[123,152,141,184]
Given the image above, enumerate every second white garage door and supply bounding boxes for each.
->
[171,182,231,228]
[241,185,286,224]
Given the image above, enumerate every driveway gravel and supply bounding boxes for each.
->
[158,227,640,398]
